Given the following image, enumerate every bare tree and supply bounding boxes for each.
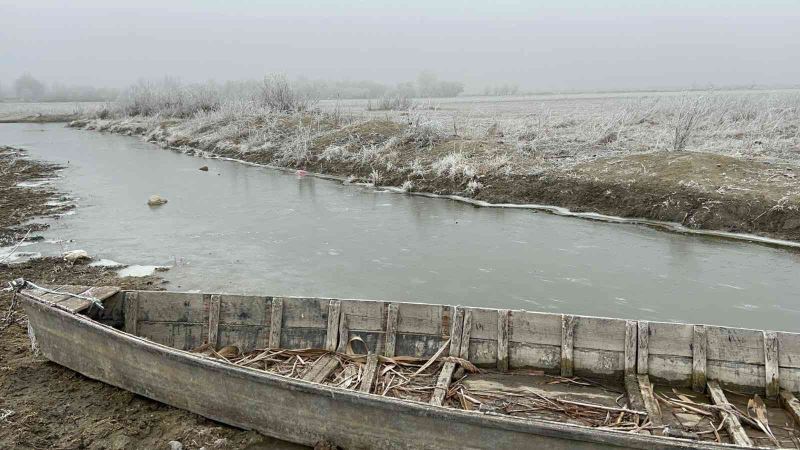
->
[258,74,317,112]
[14,73,47,100]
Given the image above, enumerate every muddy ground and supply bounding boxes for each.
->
[0,148,304,449]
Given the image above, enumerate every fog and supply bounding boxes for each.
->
[1,0,799,93]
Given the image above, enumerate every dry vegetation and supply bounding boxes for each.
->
[64,79,800,241]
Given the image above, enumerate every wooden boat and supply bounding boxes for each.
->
[15,280,800,449]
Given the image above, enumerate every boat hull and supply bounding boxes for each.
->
[21,296,736,449]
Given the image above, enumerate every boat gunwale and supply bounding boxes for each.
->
[19,289,753,449]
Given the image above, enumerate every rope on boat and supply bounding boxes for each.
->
[10,278,104,311]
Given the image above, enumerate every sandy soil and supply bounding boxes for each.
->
[0,148,306,450]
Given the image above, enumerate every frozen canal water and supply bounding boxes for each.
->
[2,123,799,331]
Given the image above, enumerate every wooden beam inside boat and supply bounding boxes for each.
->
[269,297,283,348]
[707,380,752,447]
[637,321,649,375]
[123,292,139,335]
[207,294,221,347]
[359,353,379,393]
[624,320,636,376]
[325,300,342,351]
[384,303,398,357]
[430,306,466,406]
[560,314,575,377]
[302,354,340,384]
[496,309,510,372]
[691,325,707,392]
[763,331,779,398]
[637,374,663,432]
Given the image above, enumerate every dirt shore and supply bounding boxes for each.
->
[70,117,800,243]
[0,148,303,449]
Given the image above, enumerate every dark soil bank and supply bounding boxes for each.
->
[0,148,304,449]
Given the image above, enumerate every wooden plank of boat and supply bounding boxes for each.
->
[384,303,399,357]
[707,380,752,447]
[561,314,575,377]
[359,353,379,393]
[637,374,663,430]
[61,286,120,313]
[496,309,510,372]
[302,354,340,384]
[692,325,707,392]
[269,297,283,348]
[20,284,796,449]
[430,306,467,406]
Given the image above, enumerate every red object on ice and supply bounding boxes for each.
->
[296,169,308,176]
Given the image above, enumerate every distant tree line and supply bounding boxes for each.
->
[295,71,464,99]
[1,71,467,103]
[0,73,119,102]
[482,83,521,96]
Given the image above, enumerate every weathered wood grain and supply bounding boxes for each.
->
[624,320,636,376]
[706,326,764,365]
[59,286,120,313]
[647,322,692,357]
[497,309,510,372]
[691,325,707,392]
[574,316,626,352]
[707,380,752,447]
[302,354,340,383]
[509,311,561,346]
[138,322,205,350]
[325,300,342,352]
[763,331,779,398]
[459,309,473,359]
[637,321,649,375]
[624,374,645,412]
[777,331,800,368]
[123,292,139,335]
[449,307,465,357]
[281,297,328,328]
[136,291,205,323]
[637,374,663,429]
[574,349,623,378]
[466,308,498,340]
[208,294,221,347]
[508,343,561,370]
[430,361,456,406]
[707,360,765,392]
[269,298,283,348]
[359,353,379,393]
[336,309,349,353]
[396,303,443,335]
[23,292,752,450]
[40,285,89,304]
[217,325,268,353]
[561,315,575,377]
[218,295,269,326]
[384,303,399,357]
[340,300,385,332]
[647,354,692,386]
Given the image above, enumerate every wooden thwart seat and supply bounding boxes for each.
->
[23,284,119,313]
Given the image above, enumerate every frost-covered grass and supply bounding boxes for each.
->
[68,84,800,199]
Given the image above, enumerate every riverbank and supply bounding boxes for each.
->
[0,148,294,449]
[68,112,800,243]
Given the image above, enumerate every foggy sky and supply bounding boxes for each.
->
[1,0,799,92]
